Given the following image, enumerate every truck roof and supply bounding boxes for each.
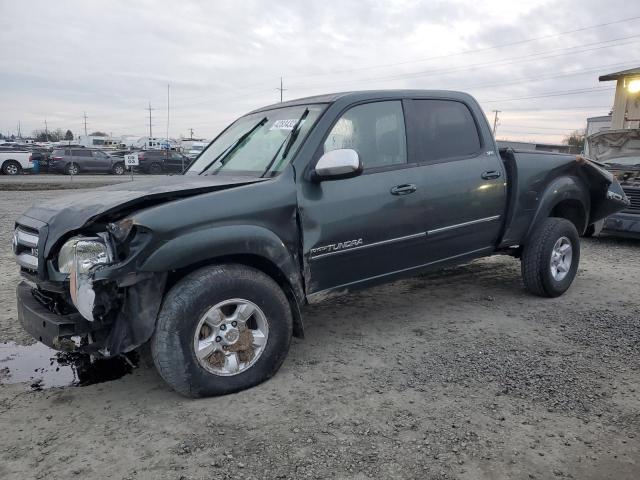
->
[249,89,477,114]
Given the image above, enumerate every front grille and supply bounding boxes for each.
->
[13,224,39,272]
[622,186,640,213]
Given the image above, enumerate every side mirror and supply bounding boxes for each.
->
[313,148,362,181]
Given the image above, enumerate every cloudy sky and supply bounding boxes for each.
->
[1,0,639,143]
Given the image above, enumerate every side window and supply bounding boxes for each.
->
[324,101,407,169]
[412,100,481,163]
[71,149,87,156]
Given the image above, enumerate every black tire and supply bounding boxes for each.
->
[65,162,79,175]
[151,264,293,397]
[2,160,21,175]
[149,162,162,174]
[112,162,125,175]
[521,217,580,297]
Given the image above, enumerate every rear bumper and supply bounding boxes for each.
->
[16,281,106,351]
[602,212,640,239]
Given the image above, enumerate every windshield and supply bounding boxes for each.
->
[603,156,640,167]
[187,104,326,176]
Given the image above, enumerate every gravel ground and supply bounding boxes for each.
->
[0,188,639,480]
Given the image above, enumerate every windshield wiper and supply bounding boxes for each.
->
[260,108,310,178]
[198,116,268,175]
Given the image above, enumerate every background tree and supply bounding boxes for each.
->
[563,129,586,154]
[64,129,74,140]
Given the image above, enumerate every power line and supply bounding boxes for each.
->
[480,86,615,103]
[289,34,640,91]
[181,14,640,96]
[172,33,640,109]
[283,15,640,80]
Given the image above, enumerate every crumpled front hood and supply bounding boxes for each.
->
[19,175,268,254]
[587,129,640,163]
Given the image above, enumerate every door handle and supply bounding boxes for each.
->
[481,170,501,180]
[390,184,417,195]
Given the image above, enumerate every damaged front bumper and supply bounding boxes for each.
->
[17,281,110,352]
[17,270,166,356]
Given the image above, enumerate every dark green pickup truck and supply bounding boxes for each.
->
[14,90,629,397]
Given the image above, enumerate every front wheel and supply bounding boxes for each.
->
[521,217,580,297]
[112,162,125,175]
[151,264,293,397]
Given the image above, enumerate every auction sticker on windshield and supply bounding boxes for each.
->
[270,119,306,130]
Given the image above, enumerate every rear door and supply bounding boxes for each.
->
[406,99,506,262]
[92,150,112,171]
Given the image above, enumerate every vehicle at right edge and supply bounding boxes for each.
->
[584,129,640,238]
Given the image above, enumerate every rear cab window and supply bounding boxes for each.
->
[410,99,481,164]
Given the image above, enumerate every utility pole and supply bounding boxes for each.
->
[492,110,501,137]
[189,128,194,140]
[17,121,21,139]
[44,118,49,141]
[83,112,88,136]
[147,102,154,138]
[276,77,286,102]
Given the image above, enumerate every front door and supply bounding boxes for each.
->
[299,100,430,294]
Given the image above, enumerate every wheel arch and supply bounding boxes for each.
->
[526,175,590,237]
[141,225,305,338]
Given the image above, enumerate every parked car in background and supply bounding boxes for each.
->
[50,148,125,175]
[136,150,190,173]
[0,148,34,175]
[187,141,207,160]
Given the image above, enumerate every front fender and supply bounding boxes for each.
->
[526,175,590,237]
[140,224,303,299]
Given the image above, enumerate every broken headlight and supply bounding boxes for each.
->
[58,237,112,274]
[57,236,113,322]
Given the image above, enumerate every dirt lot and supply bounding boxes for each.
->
[0,187,639,480]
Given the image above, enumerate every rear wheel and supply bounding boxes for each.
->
[521,217,580,297]
[149,162,162,174]
[151,264,293,397]
[65,162,79,175]
[2,160,21,175]
[112,162,125,175]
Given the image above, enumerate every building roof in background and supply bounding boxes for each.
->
[599,67,640,82]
